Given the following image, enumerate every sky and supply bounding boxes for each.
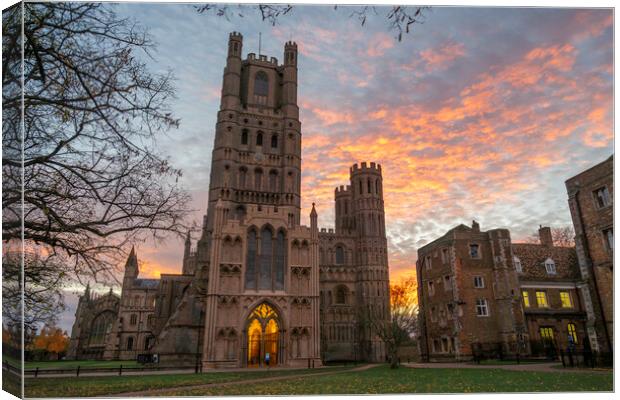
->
[61,4,613,331]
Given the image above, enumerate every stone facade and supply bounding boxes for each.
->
[417,223,593,361]
[566,155,613,353]
[68,32,390,367]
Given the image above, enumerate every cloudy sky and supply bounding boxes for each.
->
[65,4,613,330]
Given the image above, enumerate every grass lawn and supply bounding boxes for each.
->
[164,365,613,396]
[24,365,352,397]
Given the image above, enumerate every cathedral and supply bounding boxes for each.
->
[67,32,391,368]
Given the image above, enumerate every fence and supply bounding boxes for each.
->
[2,360,203,378]
[558,348,613,369]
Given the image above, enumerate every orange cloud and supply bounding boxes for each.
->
[420,41,466,71]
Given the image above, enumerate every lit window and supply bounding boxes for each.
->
[475,299,489,316]
[560,291,572,308]
[522,291,530,307]
[469,244,480,258]
[567,323,578,344]
[593,186,611,208]
[427,281,435,296]
[539,327,554,342]
[536,291,548,308]
[603,228,613,252]
[544,258,556,275]
[473,276,484,288]
[514,256,522,273]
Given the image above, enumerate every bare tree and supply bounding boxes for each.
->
[2,3,192,285]
[360,276,418,369]
[195,4,429,41]
[525,226,575,247]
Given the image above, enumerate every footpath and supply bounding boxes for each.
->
[108,364,377,397]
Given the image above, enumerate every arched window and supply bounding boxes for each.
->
[376,179,380,195]
[359,180,363,194]
[245,229,257,289]
[335,245,345,265]
[130,314,137,325]
[235,205,246,221]
[259,227,273,290]
[336,286,347,304]
[256,131,263,147]
[274,230,286,290]
[254,168,263,191]
[241,129,248,145]
[127,336,134,351]
[89,312,115,346]
[269,170,278,191]
[271,135,278,149]
[239,167,247,189]
[254,71,269,97]
[367,179,372,194]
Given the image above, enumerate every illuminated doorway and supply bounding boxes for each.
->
[246,303,280,367]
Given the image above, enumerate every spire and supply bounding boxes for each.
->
[124,245,139,278]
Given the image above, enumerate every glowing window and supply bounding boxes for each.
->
[536,291,548,308]
[522,291,530,307]
[567,323,578,344]
[560,291,572,308]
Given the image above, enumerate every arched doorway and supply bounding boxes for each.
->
[246,303,280,367]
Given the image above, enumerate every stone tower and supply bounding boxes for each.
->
[203,32,301,239]
[350,162,390,362]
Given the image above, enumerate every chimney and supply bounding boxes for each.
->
[539,225,553,247]
[472,220,480,232]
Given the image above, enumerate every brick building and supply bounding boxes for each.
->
[566,155,613,353]
[417,222,594,361]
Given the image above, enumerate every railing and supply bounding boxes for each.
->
[2,360,203,378]
[558,348,613,369]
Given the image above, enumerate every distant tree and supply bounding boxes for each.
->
[2,3,191,286]
[32,325,70,360]
[360,276,418,369]
[525,226,575,247]
[195,4,429,42]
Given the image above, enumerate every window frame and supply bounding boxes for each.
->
[473,275,485,289]
[592,186,611,209]
[514,256,522,273]
[475,298,489,317]
[535,291,549,308]
[544,258,556,275]
[469,243,481,259]
[560,291,573,308]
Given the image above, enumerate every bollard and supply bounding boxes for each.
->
[119,364,123,376]
[76,366,80,377]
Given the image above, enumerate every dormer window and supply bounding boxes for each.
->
[544,258,556,275]
[513,256,522,273]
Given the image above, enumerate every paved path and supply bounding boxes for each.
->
[108,364,378,397]
[404,362,612,374]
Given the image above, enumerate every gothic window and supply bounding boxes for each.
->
[271,134,278,149]
[130,314,137,325]
[367,179,371,194]
[254,71,269,97]
[241,129,248,145]
[335,245,345,265]
[239,167,247,189]
[269,170,278,192]
[254,168,263,191]
[126,336,134,351]
[358,180,362,195]
[256,131,263,147]
[259,227,273,289]
[235,205,246,221]
[567,323,578,344]
[245,229,257,289]
[274,230,285,290]
[89,312,114,346]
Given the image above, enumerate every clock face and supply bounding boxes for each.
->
[254,152,263,162]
